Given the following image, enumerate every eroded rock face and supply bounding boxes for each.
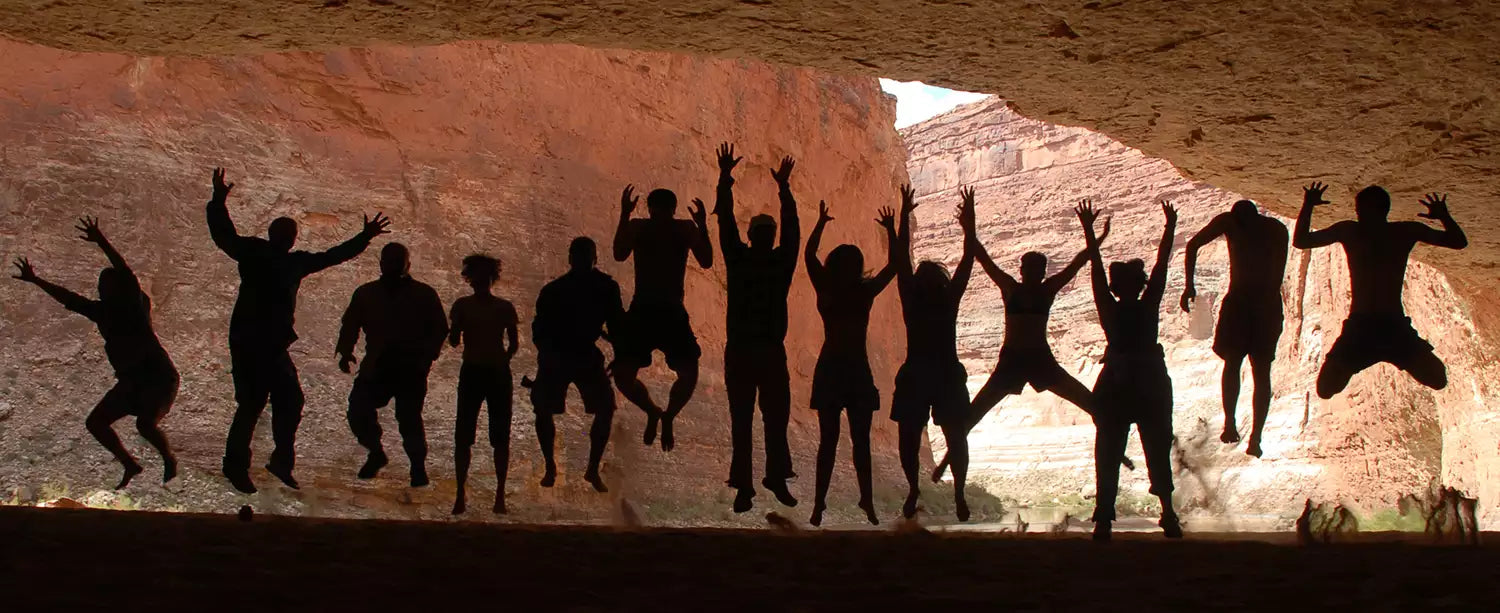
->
[1,0,1496,344]
[0,40,914,524]
[903,98,1500,527]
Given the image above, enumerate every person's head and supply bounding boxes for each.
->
[1020,251,1047,284]
[461,254,500,292]
[748,214,777,250]
[914,260,952,294]
[568,236,597,271]
[646,189,677,220]
[1355,185,1391,222]
[96,268,134,303]
[1108,259,1148,301]
[268,217,298,252]
[1231,199,1259,223]
[825,244,866,286]
[379,243,409,280]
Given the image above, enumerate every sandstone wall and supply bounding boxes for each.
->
[0,40,915,525]
[903,98,1500,528]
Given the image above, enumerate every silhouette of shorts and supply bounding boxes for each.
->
[1213,294,1283,359]
[810,351,879,412]
[530,347,615,415]
[1326,314,1434,368]
[890,360,968,426]
[612,303,701,370]
[989,346,1070,394]
[107,367,180,420]
[456,362,512,448]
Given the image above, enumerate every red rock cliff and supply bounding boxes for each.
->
[0,40,915,524]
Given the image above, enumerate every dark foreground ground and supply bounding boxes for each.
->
[2,507,1495,611]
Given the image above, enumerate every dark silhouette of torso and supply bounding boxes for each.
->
[534,268,622,354]
[625,219,698,307]
[337,276,448,368]
[724,242,797,346]
[1221,215,1290,303]
[450,294,517,366]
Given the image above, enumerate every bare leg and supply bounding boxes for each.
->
[897,419,924,519]
[933,371,1016,482]
[135,417,176,484]
[86,387,140,490]
[535,413,557,487]
[612,366,663,446]
[1397,349,1448,391]
[941,423,970,522]
[660,358,699,452]
[584,409,613,492]
[848,409,878,526]
[1220,355,1245,444]
[811,408,840,527]
[1246,352,1273,457]
[453,443,471,514]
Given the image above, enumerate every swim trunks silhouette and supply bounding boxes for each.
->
[1293,183,1466,398]
[612,181,713,452]
[207,167,390,494]
[12,217,178,490]
[805,199,897,527]
[337,243,448,487]
[1076,200,1181,542]
[712,142,800,513]
[448,254,519,515]
[1182,199,1289,457]
[529,237,623,493]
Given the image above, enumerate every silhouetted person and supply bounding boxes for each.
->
[890,186,976,521]
[932,197,1116,483]
[337,243,448,487]
[11,217,178,489]
[448,254,518,514]
[208,167,390,493]
[806,200,896,527]
[612,181,712,452]
[1181,200,1289,457]
[1293,183,1466,398]
[1076,200,1181,541]
[712,143,800,513]
[530,237,623,492]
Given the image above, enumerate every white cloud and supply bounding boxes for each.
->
[880,78,992,129]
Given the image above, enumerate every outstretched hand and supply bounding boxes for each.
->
[76,216,106,244]
[621,185,639,217]
[817,200,834,225]
[771,156,795,185]
[362,212,392,237]
[1303,182,1330,207]
[212,167,234,201]
[11,257,36,283]
[1161,200,1178,225]
[900,184,919,217]
[689,198,708,227]
[876,206,896,232]
[956,186,977,234]
[1417,192,1450,220]
[1074,199,1101,230]
[716,142,742,175]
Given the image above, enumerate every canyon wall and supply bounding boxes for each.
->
[903,98,1500,528]
[0,40,916,525]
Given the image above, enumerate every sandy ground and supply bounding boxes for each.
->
[2,506,1495,611]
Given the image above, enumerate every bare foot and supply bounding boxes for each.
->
[660,415,675,452]
[1246,438,1263,458]
[1221,425,1241,444]
[266,462,299,490]
[162,456,178,484]
[583,471,608,493]
[859,500,880,526]
[733,488,754,513]
[492,495,507,514]
[809,504,826,527]
[452,495,466,515]
[955,497,970,522]
[115,462,143,490]
[357,450,388,480]
[902,491,919,519]
[763,479,798,507]
[642,412,660,446]
[540,466,556,488]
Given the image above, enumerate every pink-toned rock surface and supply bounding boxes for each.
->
[0,40,923,525]
[903,98,1499,528]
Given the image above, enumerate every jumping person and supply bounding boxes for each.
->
[1293,183,1466,398]
[337,243,448,487]
[889,185,976,521]
[12,218,178,489]
[447,254,518,514]
[612,182,712,452]
[207,167,390,493]
[1076,200,1181,541]
[805,200,897,527]
[1181,200,1289,457]
[712,143,801,513]
[932,200,1119,483]
[529,237,624,492]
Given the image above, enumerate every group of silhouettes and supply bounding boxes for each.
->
[13,143,1466,539]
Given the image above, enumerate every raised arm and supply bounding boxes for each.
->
[76,216,132,274]
[1180,213,1230,312]
[892,185,917,279]
[868,206,899,294]
[13,258,99,319]
[613,185,638,262]
[1408,193,1469,249]
[300,213,389,276]
[205,167,254,260]
[1293,182,1345,249]
[335,288,365,374]
[688,197,713,269]
[949,187,978,304]
[1075,200,1115,316]
[804,200,832,288]
[1144,201,1178,308]
[712,143,745,254]
[1048,217,1111,295]
[773,157,800,260]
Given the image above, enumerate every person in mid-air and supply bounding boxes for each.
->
[447,254,518,514]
